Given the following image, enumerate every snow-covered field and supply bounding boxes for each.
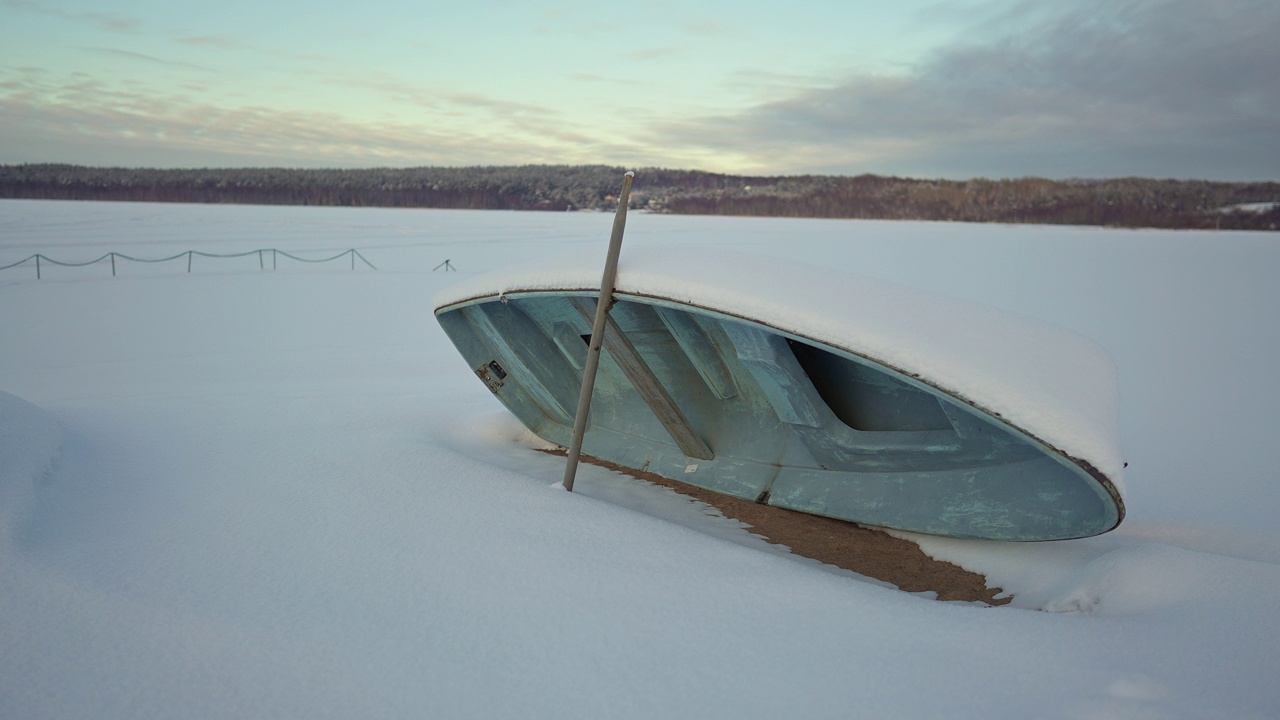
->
[2,199,1278,718]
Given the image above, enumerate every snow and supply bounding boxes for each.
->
[435,246,1125,488]
[0,391,62,550]
[2,199,1279,718]
[1218,201,1279,214]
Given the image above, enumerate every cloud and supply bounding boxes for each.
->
[174,35,252,51]
[173,33,335,65]
[650,0,1280,180]
[80,47,214,72]
[2,96,527,168]
[0,69,620,168]
[566,73,645,88]
[626,45,686,63]
[2,0,141,33]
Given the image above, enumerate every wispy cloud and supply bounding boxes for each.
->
[0,68,621,168]
[649,0,1280,179]
[443,93,557,117]
[673,15,736,39]
[316,70,598,148]
[80,47,214,72]
[174,34,251,50]
[566,73,645,88]
[2,0,141,33]
[172,33,335,65]
[625,45,686,63]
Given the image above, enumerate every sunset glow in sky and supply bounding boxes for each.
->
[2,0,1277,179]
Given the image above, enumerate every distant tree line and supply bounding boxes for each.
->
[1,163,1276,230]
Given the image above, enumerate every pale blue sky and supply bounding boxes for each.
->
[2,0,1276,179]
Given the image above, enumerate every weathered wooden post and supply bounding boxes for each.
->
[562,171,634,492]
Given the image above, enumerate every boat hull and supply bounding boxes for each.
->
[436,289,1123,541]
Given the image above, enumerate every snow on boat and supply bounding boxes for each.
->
[434,247,1125,541]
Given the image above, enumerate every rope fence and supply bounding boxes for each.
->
[0,248,377,279]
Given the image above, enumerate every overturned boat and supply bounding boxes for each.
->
[434,247,1125,541]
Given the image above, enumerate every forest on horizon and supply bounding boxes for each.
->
[2,163,1277,231]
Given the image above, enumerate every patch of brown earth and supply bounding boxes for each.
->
[544,449,1010,606]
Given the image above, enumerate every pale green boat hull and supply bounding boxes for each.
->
[436,290,1124,541]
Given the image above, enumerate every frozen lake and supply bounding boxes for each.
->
[2,199,1278,718]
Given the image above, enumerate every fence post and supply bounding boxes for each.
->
[350,250,355,271]
[188,251,192,273]
[273,249,277,270]
[259,250,264,270]
[111,252,116,277]
[36,254,41,280]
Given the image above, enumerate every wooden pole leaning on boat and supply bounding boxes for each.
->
[562,171,635,492]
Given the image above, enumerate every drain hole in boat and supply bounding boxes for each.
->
[787,339,953,432]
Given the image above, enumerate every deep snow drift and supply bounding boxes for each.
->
[2,199,1278,718]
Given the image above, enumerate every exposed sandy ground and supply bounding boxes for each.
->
[544,449,1010,605]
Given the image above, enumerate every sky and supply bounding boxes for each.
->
[1,0,1277,180]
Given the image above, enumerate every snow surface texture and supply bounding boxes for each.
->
[436,246,1125,490]
[0,391,62,550]
[2,200,1279,718]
